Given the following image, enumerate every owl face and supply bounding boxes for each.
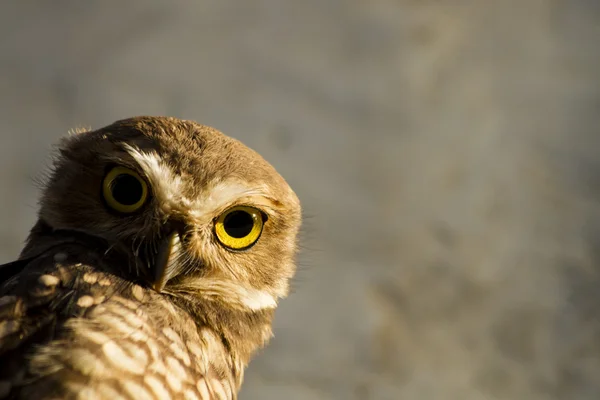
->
[36,117,301,311]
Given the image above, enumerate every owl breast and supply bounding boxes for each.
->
[0,244,239,400]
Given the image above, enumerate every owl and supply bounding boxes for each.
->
[0,116,301,399]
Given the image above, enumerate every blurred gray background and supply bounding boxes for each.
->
[1,1,600,399]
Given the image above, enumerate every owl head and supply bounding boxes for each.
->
[26,116,301,312]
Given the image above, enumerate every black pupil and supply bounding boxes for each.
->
[110,174,143,206]
[223,211,255,238]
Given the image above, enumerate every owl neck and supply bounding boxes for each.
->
[171,294,277,364]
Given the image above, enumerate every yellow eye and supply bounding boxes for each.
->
[214,206,264,250]
[102,166,148,213]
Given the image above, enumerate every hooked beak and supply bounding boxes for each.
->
[151,231,183,293]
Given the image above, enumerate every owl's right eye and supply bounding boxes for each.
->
[102,166,149,213]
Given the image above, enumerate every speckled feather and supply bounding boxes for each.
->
[0,117,301,399]
[0,239,242,400]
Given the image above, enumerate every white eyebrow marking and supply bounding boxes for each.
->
[124,145,185,208]
[189,180,267,217]
[125,145,272,217]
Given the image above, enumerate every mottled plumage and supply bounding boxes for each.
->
[0,117,301,399]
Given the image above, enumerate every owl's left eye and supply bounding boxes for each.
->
[214,206,264,250]
[102,166,149,213]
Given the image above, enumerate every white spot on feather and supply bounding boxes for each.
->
[149,358,167,376]
[196,379,210,399]
[166,356,188,382]
[186,340,203,359]
[94,314,136,337]
[74,387,102,400]
[82,273,98,284]
[162,327,181,343]
[67,382,101,400]
[222,377,234,399]
[111,296,138,310]
[122,380,154,400]
[144,375,172,400]
[130,330,149,342]
[104,304,148,329]
[170,342,191,367]
[184,389,200,400]
[186,340,208,373]
[96,383,127,400]
[77,328,111,345]
[102,341,146,375]
[145,337,162,361]
[69,348,111,378]
[97,278,111,287]
[165,370,183,392]
[121,342,149,366]
[77,296,94,308]
[131,284,145,301]
[38,274,59,286]
[210,378,228,400]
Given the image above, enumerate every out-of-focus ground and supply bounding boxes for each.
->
[1,1,600,399]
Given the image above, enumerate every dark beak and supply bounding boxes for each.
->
[151,231,183,293]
